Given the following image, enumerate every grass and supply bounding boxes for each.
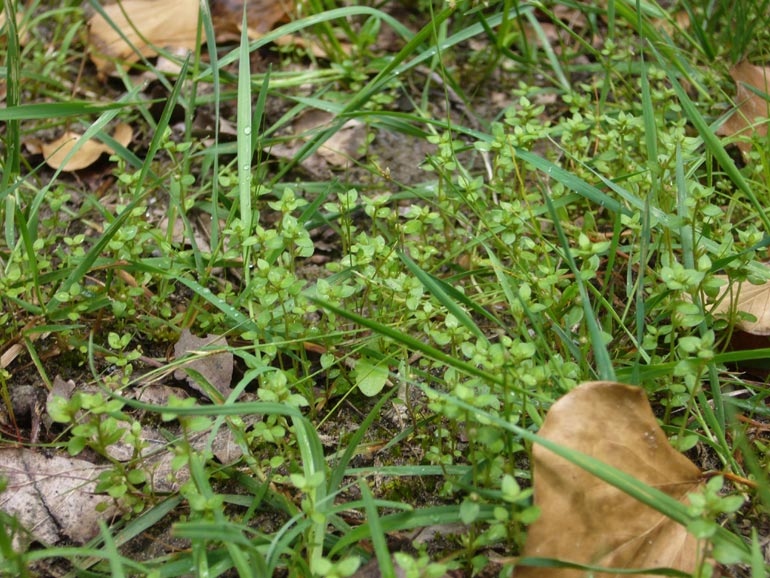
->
[1,0,770,576]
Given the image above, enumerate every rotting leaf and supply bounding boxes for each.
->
[0,448,118,547]
[173,329,234,400]
[516,381,703,578]
[27,123,132,171]
[717,61,770,159]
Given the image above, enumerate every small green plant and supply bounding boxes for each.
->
[2,0,770,575]
[48,391,151,513]
[688,476,747,576]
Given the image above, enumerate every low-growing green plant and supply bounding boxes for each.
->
[2,0,770,576]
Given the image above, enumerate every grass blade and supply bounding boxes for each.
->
[237,8,254,236]
[400,252,487,341]
[540,190,616,381]
[359,480,396,578]
[308,295,550,401]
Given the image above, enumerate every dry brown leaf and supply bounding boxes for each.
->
[319,119,367,167]
[42,375,249,494]
[87,0,201,76]
[708,275,770,335]
[717,61,770,158]
[0,448,118,547]
[516,381,702,578]
[35,123,133,171]
[173,329,234,400]
[88,0,293,76]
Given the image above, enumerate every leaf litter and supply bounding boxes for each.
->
[0,368,253,547]
[2,0,767,573]
[268,108,368,175]
[0,448,118,547]
[717,61,770,159]
[707,274,770,335]
[25,122,133,171]
[172,329,234,400]
[516,381,703,578]
[87,0,293,76]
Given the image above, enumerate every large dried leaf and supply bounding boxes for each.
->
[42,376,249,495]
[517,382,702,578]
[87,0,201,75]
[87,0,292,75]
[0,7,32,46]
[0,448,118,547]
[717,61,770,159]
[30,123,133,171]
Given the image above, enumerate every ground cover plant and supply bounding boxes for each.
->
[1,0,770,576]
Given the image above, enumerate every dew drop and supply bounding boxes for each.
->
[243,126,252,135]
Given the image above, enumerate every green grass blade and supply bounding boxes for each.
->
[237,9,254,236]
[98,521,126,578]
[2,0,21,248]
[541,191,616,381]
[359,480,396,578]
[187,454,253,577]
[292,415,328,569]
[0,100,141,121]
[675,146,731,463]
[328,388,398,493]
[517,557,690,576]
[198,0,221,252]
[330,505,496,556]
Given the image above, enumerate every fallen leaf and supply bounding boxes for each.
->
[105,419,251,492]
[317,119,367,167]
[707,275,770,335]
[87,0,293,76]
[31,123,132,171]
[0,448,118,547]
[350,556,407,578]
[173,329,234,400]
[87,0,201,76]
[717,61,770,159]
[516,381,703,578]
[44,375,250,495]
[211,0,293,43]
